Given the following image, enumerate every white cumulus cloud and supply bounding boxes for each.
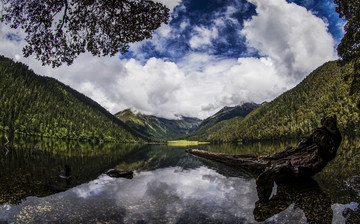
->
[0,0,339,120]
[241,0,337,80]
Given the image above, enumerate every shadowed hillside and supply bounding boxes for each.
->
[188,103,261,141]
[0,56,143,142]
[116,109,202,140]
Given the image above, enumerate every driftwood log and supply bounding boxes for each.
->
[186,115,341,199]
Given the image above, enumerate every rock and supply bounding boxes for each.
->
[346,175,360,195]
[59,165,71,179]
[105,169,133,179]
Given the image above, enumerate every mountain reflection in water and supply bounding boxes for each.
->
[0,167,298,223]
[0,137,360,223]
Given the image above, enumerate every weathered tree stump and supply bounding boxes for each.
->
[186,115,341,182]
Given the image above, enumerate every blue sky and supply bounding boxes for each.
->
[123,0,257,61]
[0,0,345,119]
[125,0,343,63]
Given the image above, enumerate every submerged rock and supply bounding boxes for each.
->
[346,175,360,195]
[59,165,71,179]
[105,169,133,179]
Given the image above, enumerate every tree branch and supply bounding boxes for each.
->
[0,0,5,16]
[4,135,9,146]
[4,135,9,156]
[59,0,68,30]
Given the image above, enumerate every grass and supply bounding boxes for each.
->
[167,140,210,146]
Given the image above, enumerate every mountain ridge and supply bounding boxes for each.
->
[187,102,261,141]
[115,109,202,140]
[0,55,144,142]
[2,55,358,143]
[188,59,360,142]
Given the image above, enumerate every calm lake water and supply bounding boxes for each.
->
[1,136,360,223]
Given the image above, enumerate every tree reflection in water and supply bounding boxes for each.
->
[254,177,332,224]
[1,137,360,223]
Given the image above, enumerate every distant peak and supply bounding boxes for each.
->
[115,108,134,117]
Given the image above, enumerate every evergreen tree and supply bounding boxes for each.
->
[334,0,360,62]
[0,55,144,142]
[334,0,360,108]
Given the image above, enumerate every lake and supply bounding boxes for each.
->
[0,136,360,223]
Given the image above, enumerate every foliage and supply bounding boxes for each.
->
[0,0,169,67]
[0,55,143,142]
[167,140,209,146]
[115,109,202,140]
[334,0,360,62]
[190,60,360,142]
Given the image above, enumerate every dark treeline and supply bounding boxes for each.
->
[0,56,143,142]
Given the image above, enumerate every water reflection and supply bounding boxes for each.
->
[1,136,360,223]
[314,136,360,204]
[255,178,332,224]
[2,166,353,223]
[200,139,300,156]
[0,136,144,204]
[0,167,282,223]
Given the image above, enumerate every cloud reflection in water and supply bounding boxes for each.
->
[0,165,353,223]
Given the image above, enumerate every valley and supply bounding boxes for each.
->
[1,56,359,144]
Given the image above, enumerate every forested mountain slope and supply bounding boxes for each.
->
[193,60,360,142]
[115,109,202,140]
[0,56,143,142]
[188,103,260,140]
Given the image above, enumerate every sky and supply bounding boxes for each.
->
[0,0,346,119]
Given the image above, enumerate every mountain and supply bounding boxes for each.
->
[0,56,143,142]
[188,102,261,141]
[189,60,360,142]
[115,109,202,140]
